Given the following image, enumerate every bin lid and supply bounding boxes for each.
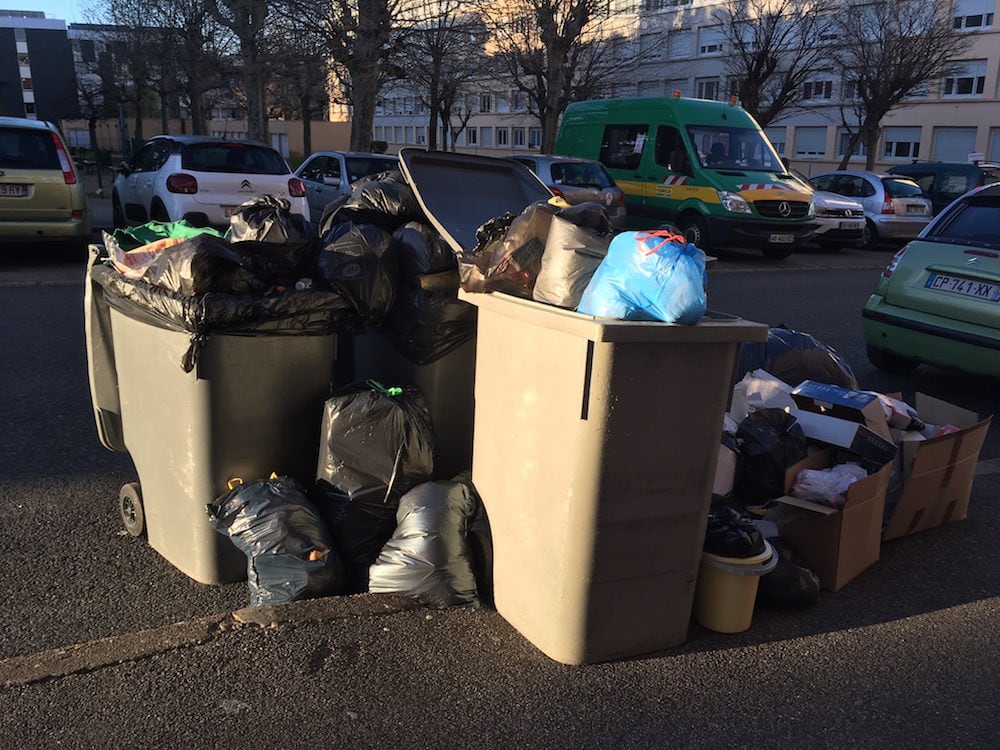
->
[398,148,553,255]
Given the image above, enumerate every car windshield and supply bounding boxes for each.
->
[550,161,614,189]
[345,156,397,183]
[181,143,289,175]
[882,177,923,198]
[0,127,59,170]
[685,126,783,171]
[928,195,1000,248]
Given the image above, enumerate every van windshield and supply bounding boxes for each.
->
[686,126,782,171]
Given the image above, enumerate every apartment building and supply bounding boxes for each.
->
[0,9,77,122]
[373,0,1000,171]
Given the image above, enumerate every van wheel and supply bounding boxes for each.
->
[678,215,710,251]
[860,220,878,250]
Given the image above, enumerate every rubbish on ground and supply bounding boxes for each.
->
[736,327,858,389]
[703,503,766,558]
[734,408,808,504]
[532,203,612,309]
[791,463,868,508]
[728,369,796,424]
[227,195,315,281]
[316,221,398,320]
[792,409,897,467]
[791,381,894,442]
[104,221,226,278]
[756,537,821,609]
[139,234,271,296]
[327,174,422,232]
[207,475,345,606]
[577,229,706,324]
[368,478,482,608]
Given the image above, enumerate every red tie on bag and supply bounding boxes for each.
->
[635,230,686,255]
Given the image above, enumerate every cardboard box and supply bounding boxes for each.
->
[791,381,894,442]
[768,449,893,592]
[713,443,738,496]
[882,394,992,541]
[793,409,898,468]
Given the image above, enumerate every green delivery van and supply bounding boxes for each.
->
[555,96,817,258]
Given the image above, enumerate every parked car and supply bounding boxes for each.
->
[887,161,1000,216]
[0,116,91,257]
[504,154,627,230]
[787,167,864,250]
[861,183,1000,377]
[808,170,932,250]
[294,150,398,224]
[112,136,307,230]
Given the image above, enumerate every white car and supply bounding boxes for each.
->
[112,136,308,229]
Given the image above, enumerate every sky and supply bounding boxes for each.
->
[21,0,95,25]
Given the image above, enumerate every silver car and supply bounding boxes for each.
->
[295,151,398,224]
[787,168,864,250]
[808,170,932,250]
[504,154,627,230]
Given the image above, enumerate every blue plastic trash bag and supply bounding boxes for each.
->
[577,230,706,324]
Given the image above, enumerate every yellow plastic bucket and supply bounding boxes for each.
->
[692,541,776,634]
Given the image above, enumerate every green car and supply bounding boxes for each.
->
[862,183,1000,377]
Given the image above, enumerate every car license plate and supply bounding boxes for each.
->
[0,184,28,197]
[769,233,794,244]
[906,205,925,214]
[839,221,862,230]
[925,273,1000,302]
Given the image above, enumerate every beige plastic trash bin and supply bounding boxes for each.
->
[464,291,766,665]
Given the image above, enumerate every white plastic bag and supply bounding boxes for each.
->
[791,463,868,508]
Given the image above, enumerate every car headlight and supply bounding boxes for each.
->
[807,200,816,218]
[719,190,751,214]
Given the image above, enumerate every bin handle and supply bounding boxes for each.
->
[701,546,778,577]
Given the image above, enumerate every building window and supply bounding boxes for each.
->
[14,28,26,42]
[405,126,414,144]
[989,127,1000,161]
[698,25,723,55]
[20,78,32,91]
[480,94,493,113]
[25,102,36,116]
[932,127,977,161]
[496,127,509,147]
[481,127,494,147]
[496,95,510,113]
[393,126,403,143]
[794,126,827,158]
[953,0,995,30]
[882,127,922,159]
[466,127,478,146]
[668,30,694,58]
[415,126,425,145]
[638,80,661,97]
[643,0,692,9]
[764,127,787,156]
[803,80,833,100]
[80,39,96,63]
[529,128,542,149]
[639,33,662,59]
[837,130,868,158]
[511,91,527,112]
[17,53,29,66]
[665,78,689,97]
[942,60,987,96]
[513,127,526,148]
[696,77,720,100]
[374,126,383,140]
[375,98,385,116]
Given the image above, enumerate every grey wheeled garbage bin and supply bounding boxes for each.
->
[85,247,348,584]
[463,291,767,665]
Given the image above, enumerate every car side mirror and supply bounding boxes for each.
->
[118,161,131,177]
[323,176,341,188]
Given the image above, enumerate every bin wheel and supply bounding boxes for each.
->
[119,483,146,538]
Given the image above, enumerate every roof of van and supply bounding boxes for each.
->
[562,96,756,124]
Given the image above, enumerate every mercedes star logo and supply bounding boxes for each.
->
[778,201,792,217]
[239,179,253,191]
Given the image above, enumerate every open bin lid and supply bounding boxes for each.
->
[398,148,553,255]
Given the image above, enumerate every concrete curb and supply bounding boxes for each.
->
[0,594,422,688]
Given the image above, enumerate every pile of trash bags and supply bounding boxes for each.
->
[208,380,492,609]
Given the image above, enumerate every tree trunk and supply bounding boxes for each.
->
[301,94,313,156]
[244,48,268,142]
[133,102,144,148]
[159,88,170,135]
[350,64,379,152]
[190,93,206,135]
[863,128,879,171]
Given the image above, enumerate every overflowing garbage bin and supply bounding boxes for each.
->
[464,292,767,664]
[84,231,355,584]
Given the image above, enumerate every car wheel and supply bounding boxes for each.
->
[866,345,918,375]
[112,193,126,229]
[678,214,710,252]
[119,482,146,538]
[150,199,170,223]
[860,220,878,251]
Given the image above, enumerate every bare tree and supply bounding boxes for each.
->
[266,14,329,155]
[714,0,835,128]
[479,0,633,152]
[831,0,970,170]
[205,0,274,142]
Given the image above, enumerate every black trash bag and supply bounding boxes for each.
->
[703,503,766,558]
[532,205,612,309]
[736,326,858,389]
[316,221,398,321]
[384,222,475,365]
[329,176,423,232]
[735,408,808,504]
[757,537,821,609]
[315,381,435,507]
[459,201,557,297]
[140,234,269,295]
[310,487,400,593]
[466,481,493,607]
[228,195,315,280]
[206,475,346,606]
[368,478,481,608]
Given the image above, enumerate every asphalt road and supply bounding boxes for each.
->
[0,245,997,748]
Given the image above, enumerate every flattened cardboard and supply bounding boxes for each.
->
[882,394,991,541]
[770,449,892,592]
[792,381,894,442]
[793,410,897,467]
[713,444,738,496]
